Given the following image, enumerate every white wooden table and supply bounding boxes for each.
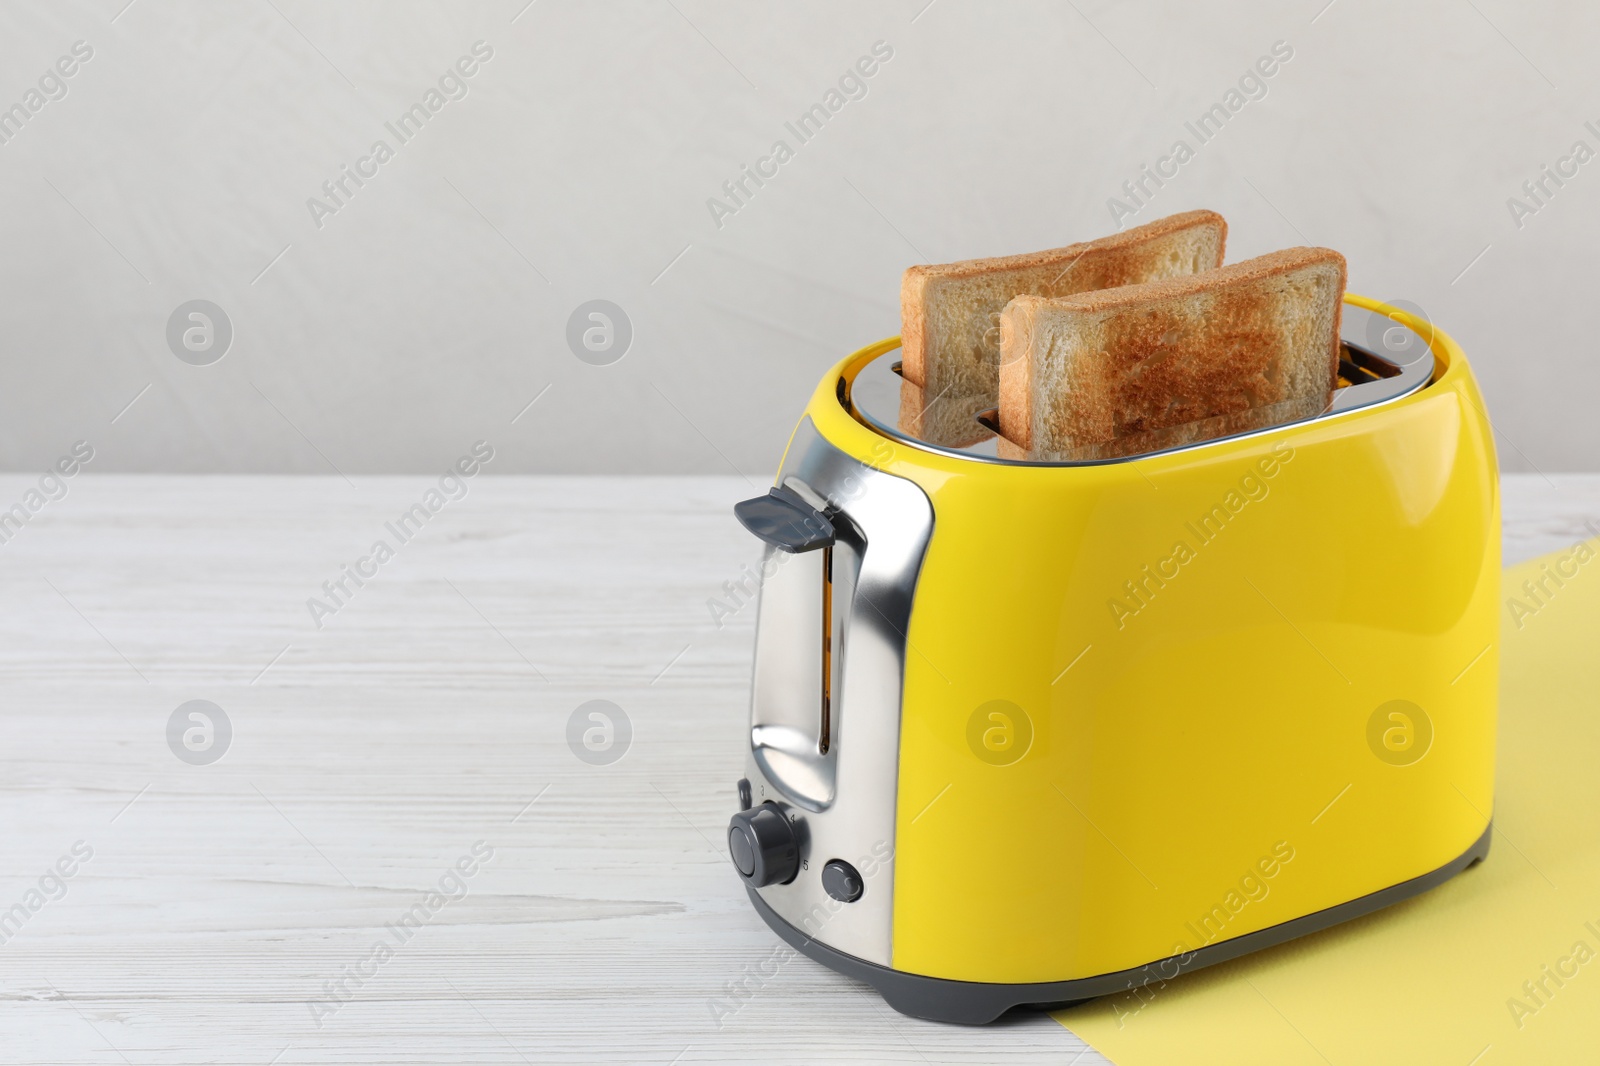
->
[0,472,1589,1065]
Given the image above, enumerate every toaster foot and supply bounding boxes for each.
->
[744,820,1492,1025]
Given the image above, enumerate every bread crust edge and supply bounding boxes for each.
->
[899,209,1229,391]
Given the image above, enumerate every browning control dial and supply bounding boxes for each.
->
[727,802,800,887]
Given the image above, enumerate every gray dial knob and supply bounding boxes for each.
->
[727,802,800,887]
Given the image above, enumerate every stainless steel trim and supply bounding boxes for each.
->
[744,417,934,967]
[847,302,1436,467]
[749,537,861,810]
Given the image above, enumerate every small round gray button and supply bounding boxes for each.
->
[821,859,863,903]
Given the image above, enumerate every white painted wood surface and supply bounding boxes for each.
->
[0,472,1588,1065]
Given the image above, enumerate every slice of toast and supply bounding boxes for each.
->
[997,247,1346,457]
[899,210,1227,444]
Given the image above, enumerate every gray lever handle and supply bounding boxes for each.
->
[734,486,835,553]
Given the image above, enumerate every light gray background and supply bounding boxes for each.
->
[0,0,1594,475]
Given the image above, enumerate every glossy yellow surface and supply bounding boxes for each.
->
[1056,549,1599,1065]
[794,295,1500,984]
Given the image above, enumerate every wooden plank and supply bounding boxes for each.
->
[0,474,1093,1064]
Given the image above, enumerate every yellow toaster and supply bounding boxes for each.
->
[726,294,1498,1023]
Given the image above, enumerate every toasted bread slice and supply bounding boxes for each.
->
[899,210,1226,443]
[998,247,1346,457]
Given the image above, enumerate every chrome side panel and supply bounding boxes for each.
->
[749,546,834,808]
[744,417,934,967]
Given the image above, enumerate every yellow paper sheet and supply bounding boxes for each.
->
[1056,548,1600,1064]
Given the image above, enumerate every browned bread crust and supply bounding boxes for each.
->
[998,246,1346,456]
[899,211,1227,427]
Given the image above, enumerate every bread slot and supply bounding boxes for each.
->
[1339,344,1402,387]
[1010,390,1333,462]
[819,545,832,755]
[993,340,1416,461]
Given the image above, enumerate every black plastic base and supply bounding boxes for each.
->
[747,821,1493,1024]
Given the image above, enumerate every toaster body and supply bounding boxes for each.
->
[727,295,1499,1023]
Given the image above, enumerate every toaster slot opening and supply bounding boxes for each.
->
[1339,343,1402,387]
[820,546,833,755]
